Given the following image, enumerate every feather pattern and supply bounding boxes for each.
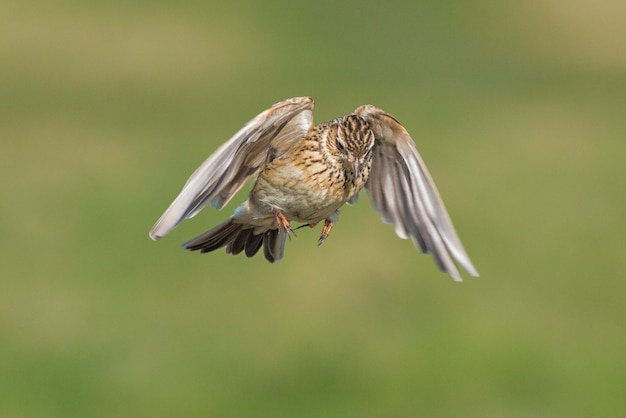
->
[149,97,315,240]
[150,97,478,280]
[354,105,479,281]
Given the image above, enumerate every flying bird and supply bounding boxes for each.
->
[149,97,478,281]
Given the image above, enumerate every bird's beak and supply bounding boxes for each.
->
[352,160,360,178]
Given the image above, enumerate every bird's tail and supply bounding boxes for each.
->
[182,218,287,263]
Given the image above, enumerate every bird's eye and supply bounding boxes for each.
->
[336,139,346,153]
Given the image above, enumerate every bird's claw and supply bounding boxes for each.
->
[317,219,334,246]
[272,209,296,239]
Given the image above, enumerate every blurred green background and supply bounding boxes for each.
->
[2,0,625,416]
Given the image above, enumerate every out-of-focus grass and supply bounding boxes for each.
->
[1,0,625,417]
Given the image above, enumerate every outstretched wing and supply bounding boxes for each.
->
[354,105,478,281]
[150,97,315,240]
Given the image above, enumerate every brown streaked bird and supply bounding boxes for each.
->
[149,97,478,281]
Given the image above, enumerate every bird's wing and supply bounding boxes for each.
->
[354,105,478,281]
[150,97,315,240]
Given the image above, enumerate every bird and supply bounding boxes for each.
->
[149,97,478,281]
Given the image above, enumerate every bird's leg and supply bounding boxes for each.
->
[317,219,335,246]
[271,208,296,239]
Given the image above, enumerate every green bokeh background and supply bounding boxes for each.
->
[2,0,625,416]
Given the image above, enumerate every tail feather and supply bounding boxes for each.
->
[182,218,285,262]
[262,229,287,263]
[263,230,276,262]
[227,228,252,255]
[183,218,240,253]
[244,232,264,257]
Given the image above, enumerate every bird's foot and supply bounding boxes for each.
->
[271,208,296,239]
[317,219,335,246]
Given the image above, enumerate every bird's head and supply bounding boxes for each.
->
[327,115,375,179]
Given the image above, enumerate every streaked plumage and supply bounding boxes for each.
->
[149,97,478,281]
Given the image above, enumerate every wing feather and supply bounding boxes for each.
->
[150,97,315,240]
[355,105,478,281]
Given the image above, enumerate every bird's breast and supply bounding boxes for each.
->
[252,146,367,224]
